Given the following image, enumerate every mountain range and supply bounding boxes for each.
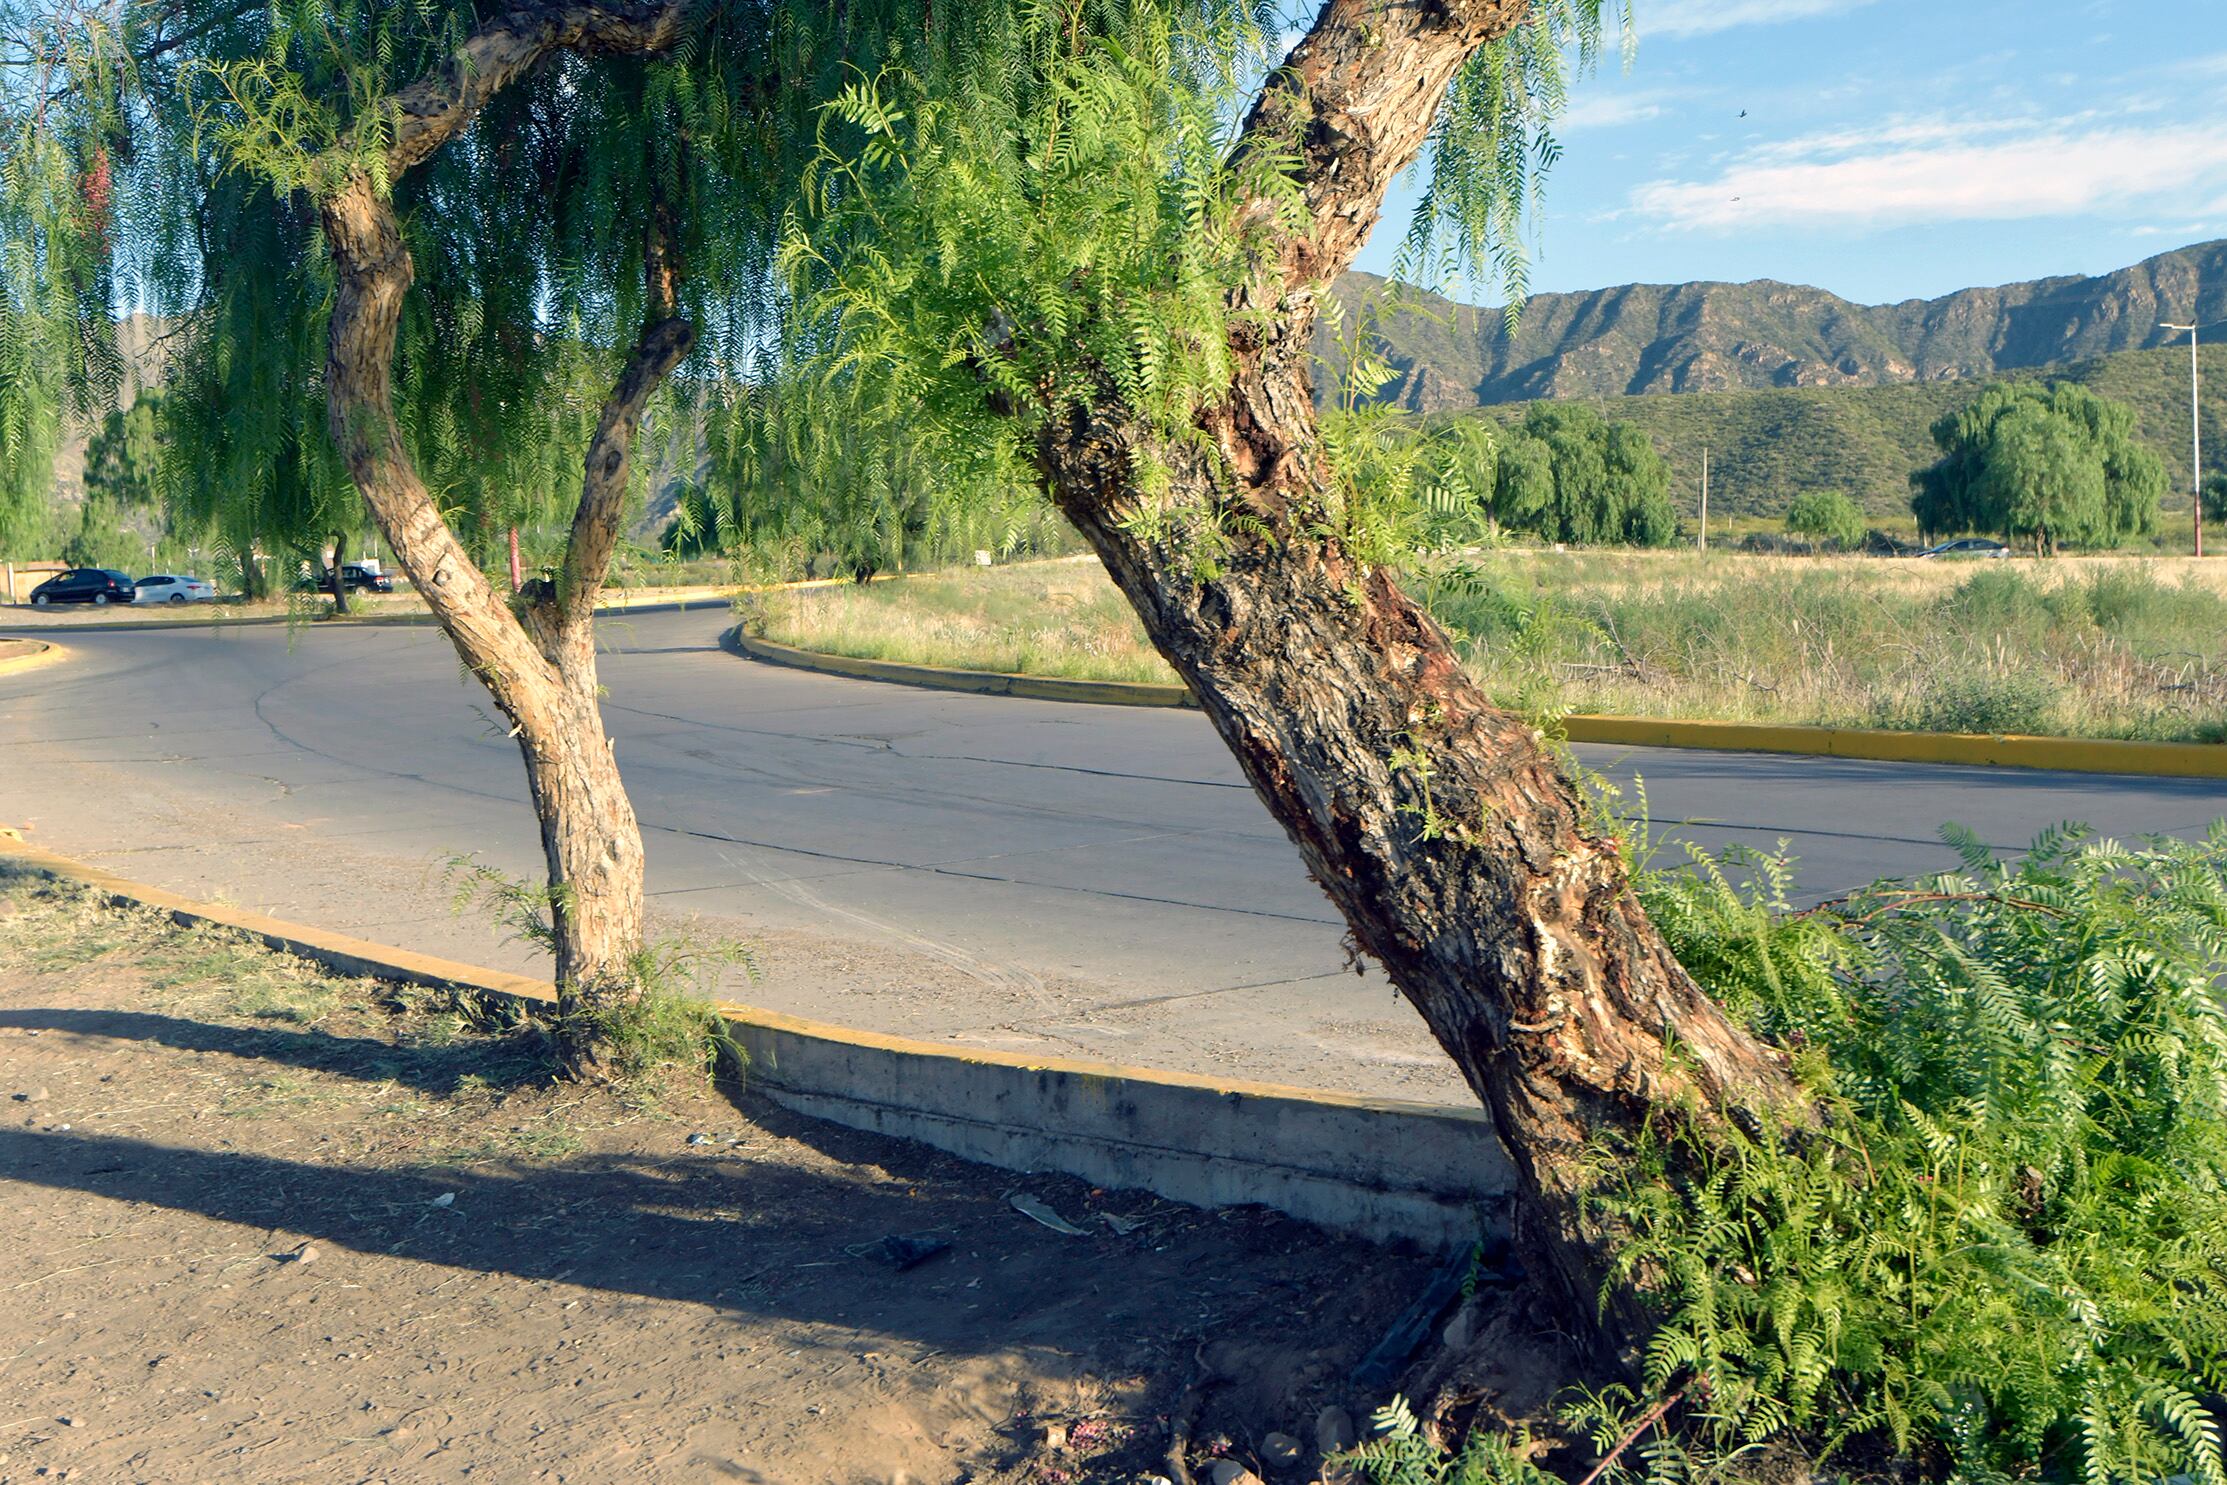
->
[1323,239,2227,411]
[1320,240,2226,521]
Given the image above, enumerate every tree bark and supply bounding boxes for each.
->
[315,0,694,1075]
[327,528,350,615]
[1033,0,1804,1343]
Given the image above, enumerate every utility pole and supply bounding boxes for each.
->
[2162,322,2203,557]
[1698,446,1709,552]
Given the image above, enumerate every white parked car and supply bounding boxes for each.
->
[132,573,217,604]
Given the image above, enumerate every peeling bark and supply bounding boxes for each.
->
[1034,0,1804,1342]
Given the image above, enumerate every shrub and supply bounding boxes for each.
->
[1784,491,1866,551]
[1906,668,2059,735]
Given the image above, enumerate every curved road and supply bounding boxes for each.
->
[4,605,2220,1103]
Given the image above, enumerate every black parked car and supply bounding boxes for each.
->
[296,563,395,595]
[28,568,136,606]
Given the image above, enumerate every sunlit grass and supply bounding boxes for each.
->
[747,551,2227,742]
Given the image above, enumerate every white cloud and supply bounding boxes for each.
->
[1629,119,2227,231]
[1633,0,1875,40]
[1561,91,1673,131]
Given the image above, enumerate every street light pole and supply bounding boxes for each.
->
[2163,322,2203,557]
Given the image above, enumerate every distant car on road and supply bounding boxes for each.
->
[297,563,394,595]
[28,568,137,606]
[1916,538,2011,559]
[133,573,217,604]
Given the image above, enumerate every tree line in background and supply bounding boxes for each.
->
[4,326,2189,585]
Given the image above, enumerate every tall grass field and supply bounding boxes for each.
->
[744,552,2227,743]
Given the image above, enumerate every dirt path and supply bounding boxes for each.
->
[0,872,1448,1484]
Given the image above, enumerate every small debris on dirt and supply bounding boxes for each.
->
[1008,1192,1090,1235]
[1035,1418,1068,1451]
[1315,1405,1357,1455]
[1352,1247,1471,1387]
[1260,1431,1302,1469]
[847,1231,950,1272]
[1207,1460,1262,1485]
[288,1243,318,1266]
[1100,1209,1146,1235]
[15,1087,48,1103]
[58,1416,82,1429]
[428,1192,455,1208]
[686,1131,712,1146]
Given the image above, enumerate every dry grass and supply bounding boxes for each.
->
[742,555,1173,683]
[747,550,2227,742]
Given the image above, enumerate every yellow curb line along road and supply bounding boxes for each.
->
[0,638,62,679]
[0,835,1511,1248]
[726,628,2227,780]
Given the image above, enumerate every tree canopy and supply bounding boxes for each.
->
[1484,402,1676,546]
[1910,380,2164,552]
[1783,489,1864,550]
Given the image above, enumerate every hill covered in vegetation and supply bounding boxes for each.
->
[1317,242,2226,524]
[1449,343,2227,522]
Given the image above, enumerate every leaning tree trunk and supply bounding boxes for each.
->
[311,0,694,1075]
[1033,0,1804,1342]
[327,529,351,615]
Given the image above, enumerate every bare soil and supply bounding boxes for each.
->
[0,870,1487,1485]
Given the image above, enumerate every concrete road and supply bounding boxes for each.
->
[4,605,2221,1104]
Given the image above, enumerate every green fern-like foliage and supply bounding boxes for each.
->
[773,2,1620,571]
[0,3,130,557]
[1598,826,2227,1484]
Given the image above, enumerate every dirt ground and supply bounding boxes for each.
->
[0,869,1492,1485]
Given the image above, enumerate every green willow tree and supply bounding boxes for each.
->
[1911,380,2165,552]
[20,0,1262,1073]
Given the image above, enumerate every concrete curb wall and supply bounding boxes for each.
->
[0,639,59,678]
[726,628,2227,780]
[0,837,1510,1249]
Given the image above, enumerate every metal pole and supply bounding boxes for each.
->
[2165,322,2204,556]
[2194,325,2204,559]
[1698,446,1709,552]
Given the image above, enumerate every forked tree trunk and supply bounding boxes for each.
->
[1034,0,1804,1340]
[312,0,693,1075]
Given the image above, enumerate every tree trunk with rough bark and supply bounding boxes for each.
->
[1033,0,1806,1341]
[327,529,351,615]
[312,0,694,1075]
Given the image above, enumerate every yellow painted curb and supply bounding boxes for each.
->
[0,638,63,678]
[1560,715,2227,779]
[727,628,1199,709]
[0,834,1466,1119]
[727,630,2227,780]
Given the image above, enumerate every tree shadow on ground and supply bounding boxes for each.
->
[0,1006,554,1095]
[0,1097,1414,1369]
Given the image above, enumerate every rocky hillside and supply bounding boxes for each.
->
[1324,239,2227,411]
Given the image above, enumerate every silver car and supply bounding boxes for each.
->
[132,573,218,604]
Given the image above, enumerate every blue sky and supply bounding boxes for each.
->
[1352,0,2227,307]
